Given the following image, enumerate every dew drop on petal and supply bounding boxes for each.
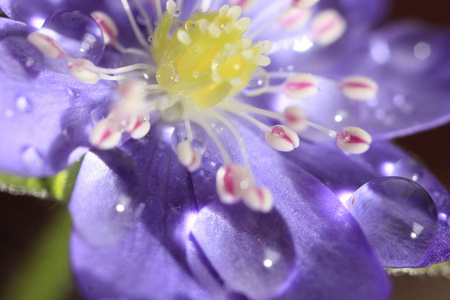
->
[73,194,145,247]
[391,159,423,182]
[242,67,269,96]
[22,146,44,169]
[370,29,436,73]
[15,95,32,113]
[67,87,81,98]
[347,177,438,267]
[42,9,105,63]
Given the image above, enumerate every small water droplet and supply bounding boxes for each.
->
[242,67,269,96]
[22,146,44,169]
[174,9,181,17]
[347,177,438,267]
[15,95,32,113]
[41,9,105,63]
[171,122,207,154]
[67,87,81,98]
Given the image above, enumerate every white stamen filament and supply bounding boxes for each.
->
[120,0,152,50]
[208,109,251,170]
[132,0,154,35]
[191,111,231,164]
[154,0,164,17]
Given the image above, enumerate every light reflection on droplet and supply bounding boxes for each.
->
[414,42,431,60]
[116,204,125,212]
[263,259,273,268]
[22,146,44,169]
[381,162,395,176]
[293,36,313,52]
[16,95,32,113]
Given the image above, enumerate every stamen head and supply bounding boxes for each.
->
[177,140,201,172]
[216,164,254,204]
[293,0,320,9]
[283,106,307,131]
[284,73,318,99]
[89,119,122,150]
[243,186,273,213]
[265,125,300,152]
[67,58,101,84]
[91,11,119,45]
[340,76,378,101]
[27,32,65,59]
[336,126,372,154]
[311,9,346,46]
[151,5,271,108]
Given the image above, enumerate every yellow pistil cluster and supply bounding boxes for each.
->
[151,4,272,108]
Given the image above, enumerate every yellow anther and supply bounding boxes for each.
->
[151,4,271,108]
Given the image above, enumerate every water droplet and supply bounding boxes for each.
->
[171,122,207,154]
[347,177,438,267]
[391,159,423,182]
[242,67,269,96]
[67,87,81,98]
[371,27,437,73]
[174,9,182,17]
[108,110,136,132]
[334,109,348,123]
[15,95,32,113]
[192,205,296,299]
[73,194,145,247]
[22,146,44,169]
[393,94,415,114]
[156,64,179,88]
[41,9,105,63]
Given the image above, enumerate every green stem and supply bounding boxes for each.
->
[3,208,74,300]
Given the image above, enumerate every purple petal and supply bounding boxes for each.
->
[283,140,450,267]
[0,18,115,176]
[70,123,231,299]
[268,21,450,140]
[0,0,142,47]
[190,120,390,300]
[317,0,390,28]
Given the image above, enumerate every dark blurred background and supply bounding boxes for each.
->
[1,0,450,299]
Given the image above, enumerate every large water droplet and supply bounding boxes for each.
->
[370,27,438,73]
[156,64,178,88]
[347,177,438,267]
[192,204,296,299]
[41,9,105,63]
[242,67,269,96]
[73,194,145,247]
[22,146,44,169]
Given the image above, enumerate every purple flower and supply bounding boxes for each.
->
[0,0,449,299]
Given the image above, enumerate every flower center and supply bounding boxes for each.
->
[26,0,378,213]
[151,5,271,108]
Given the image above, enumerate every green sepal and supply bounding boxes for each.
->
[0,158,83,202]
[386,261,450,278]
